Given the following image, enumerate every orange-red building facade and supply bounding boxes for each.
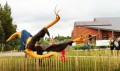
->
[72,25,120,41]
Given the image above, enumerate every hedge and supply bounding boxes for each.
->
[72,44,109,50]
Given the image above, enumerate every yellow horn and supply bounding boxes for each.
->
[44,11,60,29]
[6,32,21,42]
[73,37,84,43]
[24,49,59,59]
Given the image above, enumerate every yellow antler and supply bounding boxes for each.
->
[73,37,84,43]
[6,32,21,42]
[44,8,60,29]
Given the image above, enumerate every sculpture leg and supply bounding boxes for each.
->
[46,41,73,52]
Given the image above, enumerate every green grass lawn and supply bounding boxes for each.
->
[0,50,120,71]
[66,49,112,56]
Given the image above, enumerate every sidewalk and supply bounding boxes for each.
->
[0,51,25,57]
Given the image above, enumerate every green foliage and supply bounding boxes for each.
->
[0,21,5,43]
[54,35,71,42]
[15,45,20,50]
[72,44,84,50]
[39,38,49,46]
[0,3,16,40]
[3,38,20,51]
[72,44,97,50]
[0,3,18,51]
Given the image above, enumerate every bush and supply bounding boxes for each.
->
[72,44,97,50]
[72,44,84,50]
[39,38,49,46]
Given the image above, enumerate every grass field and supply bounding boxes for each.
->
[0,49,120,71]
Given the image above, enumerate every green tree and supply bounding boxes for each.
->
[39,38,49,46]
[1,3,16,41]
[0,3,17,51]
[0,21,5,43]
[0,21,5,51]
[54,35,71,42]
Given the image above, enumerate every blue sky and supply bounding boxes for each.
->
[1,0,120,37]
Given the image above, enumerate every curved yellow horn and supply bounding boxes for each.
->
[73,37,84,43]
[24,49,59,59]
[6,32,21,42]
[44,11,60,29]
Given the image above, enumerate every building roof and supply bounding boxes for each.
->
[75,21,111,26]
[75,17,120,32]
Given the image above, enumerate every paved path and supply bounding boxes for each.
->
[0,51,25,57]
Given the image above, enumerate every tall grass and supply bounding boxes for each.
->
[0,50,120,71]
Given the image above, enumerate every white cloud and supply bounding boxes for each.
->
[1,0,120,37]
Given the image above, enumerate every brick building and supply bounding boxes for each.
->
[72,17,120,43]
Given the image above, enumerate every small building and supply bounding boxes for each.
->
[72,17,120,43]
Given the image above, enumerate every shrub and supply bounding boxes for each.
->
[72,44,84,50]
[72,44,97,50]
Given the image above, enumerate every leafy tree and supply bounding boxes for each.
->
[54,35,71,42]
[0,21,5,43]
[39,38,49,46]
[0,3,17,51]
[1,3,16,41]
